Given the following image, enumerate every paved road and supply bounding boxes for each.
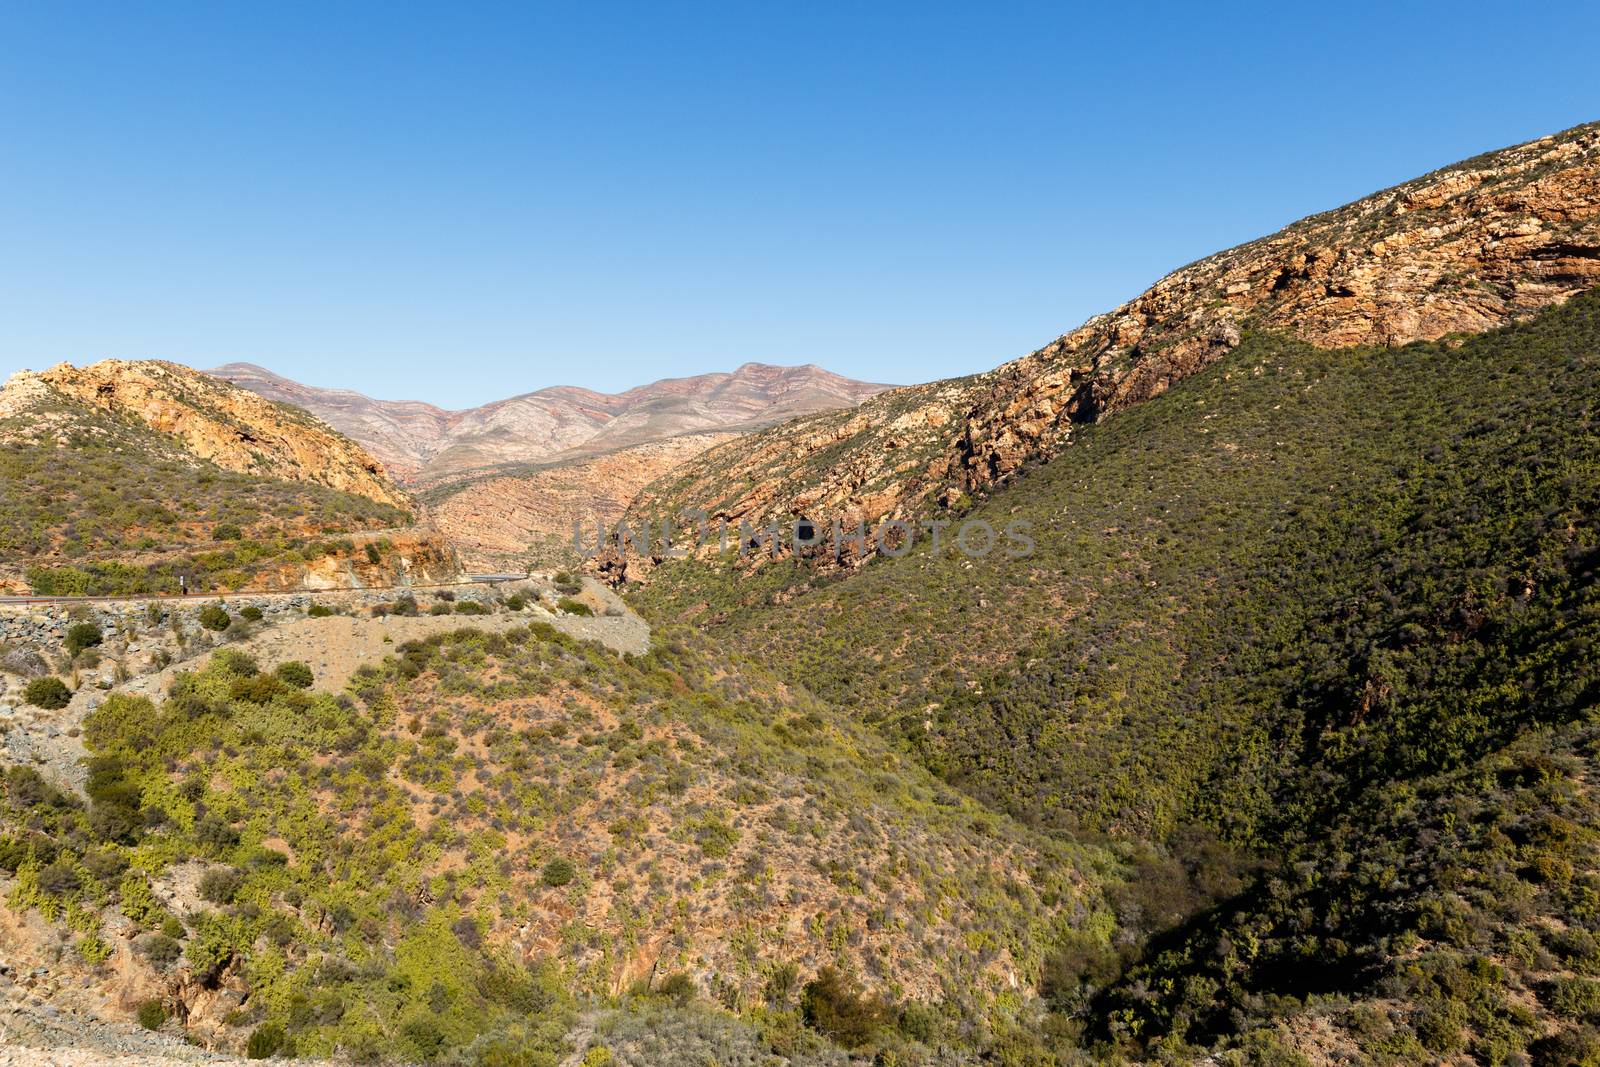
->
[0,575,534,606]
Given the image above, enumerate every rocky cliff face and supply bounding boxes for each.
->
[212,361,891,481]
[625,121,1600,566]
[3,359,407,509]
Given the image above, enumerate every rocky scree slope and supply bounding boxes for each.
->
[625,120,1600,568]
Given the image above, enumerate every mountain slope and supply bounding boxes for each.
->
[4,360,405,508]
[629,264,1600,1062]
[423,432,738,568]
[0,360,455,595]
[211,361,891,482]
[1,620,1105,1063]
[625,120,1600,561]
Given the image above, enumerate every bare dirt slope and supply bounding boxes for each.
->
[425,432,737,567]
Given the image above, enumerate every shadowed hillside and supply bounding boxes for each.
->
[629,289,1600,1061]
[624,121,1600,576]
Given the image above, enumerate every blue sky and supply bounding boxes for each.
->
[2,2,1596,408]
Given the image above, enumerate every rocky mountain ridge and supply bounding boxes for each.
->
[1,360,405,509]
[0,360,462,595]
[210,361,891,482]
[623,120,1600,568]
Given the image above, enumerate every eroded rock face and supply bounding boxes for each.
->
[4,359,407,509]
[956,122,1600,489]
[625,121,1600,568]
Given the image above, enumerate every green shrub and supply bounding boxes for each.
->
[307,602,334,618]
[455,600,488,615]
[542,857,576,887]
[229,675,284,704]
[65,622,103,657]
[247,1022,285,1059]
[274,661,314,688]
[557,598,592,617]
[198,605,230,631]
[212,523,242,542]
[801,967,889,1049]
[240,605,264,622]
[37,858,82,896]
[505,594,525,611]
[138,933,182,966]
[25,676,73,709]
[137,999,167,1030]
[194,815,240,854]
[657,971,696,1006]
[198,867,244,904]
[365,543,382,564]
[430,602,454,616]
[1551,977,1600,1021]
[213,649,260,676]
[402,1016,446,1060]
[765,962,800,1006]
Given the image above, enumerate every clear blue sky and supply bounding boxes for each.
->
[2,2,1596,408]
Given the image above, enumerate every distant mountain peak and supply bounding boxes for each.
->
[208,361,891,481]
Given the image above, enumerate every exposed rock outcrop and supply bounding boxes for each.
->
[625,121,1600,568]
[2,360,407,508]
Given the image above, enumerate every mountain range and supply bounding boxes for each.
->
[3,120,1600,1066]
[209,360,891,483]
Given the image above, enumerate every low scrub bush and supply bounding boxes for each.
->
[25,676,72,709]
[65,622,103,657]
[542,857,576,887]
[274,661,314,688]
[137,1000,168,1030]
